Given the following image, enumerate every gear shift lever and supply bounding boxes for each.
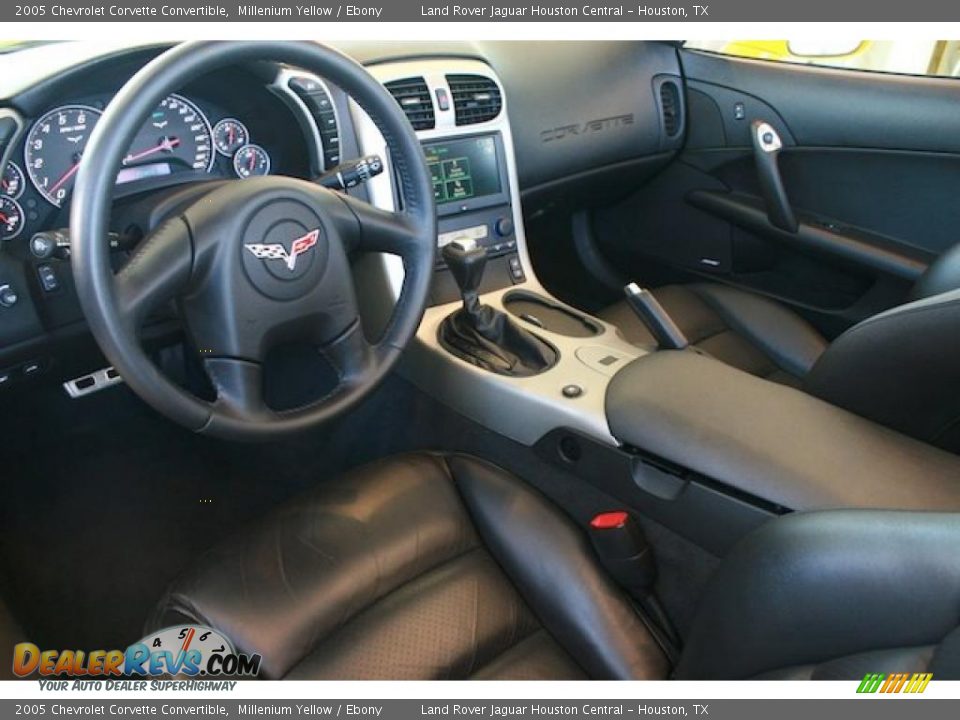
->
[438,239,557,377]
[441,239,487,312]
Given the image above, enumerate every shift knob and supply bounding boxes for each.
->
[442,239,487,298]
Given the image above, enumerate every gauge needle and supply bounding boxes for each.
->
[123,137,181,165]
[48,162,81,196]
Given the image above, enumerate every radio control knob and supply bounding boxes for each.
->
[494,217,514,238]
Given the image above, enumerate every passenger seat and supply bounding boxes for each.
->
[599,283,827,387]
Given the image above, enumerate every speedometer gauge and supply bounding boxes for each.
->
[25,95,215,208]
[24,105,102,207]
[123,94,214,175]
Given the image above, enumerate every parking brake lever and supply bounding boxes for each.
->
[623,283,688,351]
[750,120,798,233]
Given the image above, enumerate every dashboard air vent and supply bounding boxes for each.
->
[659,81,682,137]
[384,77,435,131]
[447,74,502,126]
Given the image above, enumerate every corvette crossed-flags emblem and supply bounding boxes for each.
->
[244,229,320,272]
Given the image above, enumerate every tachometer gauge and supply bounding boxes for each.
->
[24,104,102,207]
[213,118,249,156]
[0,197,25,241]
[123,94,214,175]
[233,144,271,179]
[1,162,25,200]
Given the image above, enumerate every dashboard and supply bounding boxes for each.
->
[0,40,684,396]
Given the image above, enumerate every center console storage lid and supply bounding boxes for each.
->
[606,351,960,512]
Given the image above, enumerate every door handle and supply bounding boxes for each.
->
[750,120,798,233]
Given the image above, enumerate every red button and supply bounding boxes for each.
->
[590,511,629,530]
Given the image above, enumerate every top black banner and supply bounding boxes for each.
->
[4,0,960,22]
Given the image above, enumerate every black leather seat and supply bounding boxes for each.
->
[599,283,826,387]
[675,509,960,680]
[149,454,669,680]
[150,453,960,680]
[600,243,960,452]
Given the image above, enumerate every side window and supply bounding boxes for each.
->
[685,41,960,79]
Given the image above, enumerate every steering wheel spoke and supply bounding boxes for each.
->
[339,194,426,260]
[204,357,269,420]
[114,216,192,328]
[319,320,379,390]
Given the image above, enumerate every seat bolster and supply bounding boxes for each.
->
[447,455,670,680]
[674,511,960,680]
[805,290,960,452]
[147,453,480,679]
[687,284,827,377]
[910,241,960,300]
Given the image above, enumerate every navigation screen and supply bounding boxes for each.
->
[423,135,501,205]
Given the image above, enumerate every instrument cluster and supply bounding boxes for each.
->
[1,91,276,243]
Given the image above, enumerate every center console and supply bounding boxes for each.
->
[350,56,960,560]
[351,58,645,446]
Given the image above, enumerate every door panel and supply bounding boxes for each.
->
[593,48,960,335]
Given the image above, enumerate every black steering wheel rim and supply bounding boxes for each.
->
[71,41,436,441]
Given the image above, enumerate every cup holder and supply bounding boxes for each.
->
[503,291,602,338]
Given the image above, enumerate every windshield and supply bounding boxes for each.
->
[0,40,61,55]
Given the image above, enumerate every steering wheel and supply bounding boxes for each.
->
[70,42,436,441]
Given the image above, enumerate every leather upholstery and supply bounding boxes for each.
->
[152,452,960,681]
[600,283,826,387]
[805,289,960,453]
[910,241,960,300]
[602,276,960,452]
[675,511,960,680]
[148,453,669,680]
[605,350,960,513]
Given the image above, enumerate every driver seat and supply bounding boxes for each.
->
[149,453,960,680]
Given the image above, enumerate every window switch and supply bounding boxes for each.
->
[37,264,60,293]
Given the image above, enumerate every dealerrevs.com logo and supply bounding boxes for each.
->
[12,625,261,679]
[857,672,933,694]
